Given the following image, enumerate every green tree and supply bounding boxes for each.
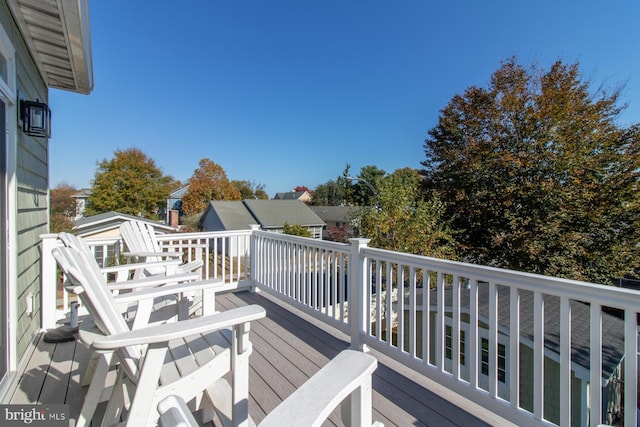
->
[86,148,169,218]
[352,165,386,207]
[356,168,459,258]
[310,180,344,206]
[422,57,640,283]
[182,158,241,215]
[50,182,76,233]
[283,222,312,238]
[231,180,268,200]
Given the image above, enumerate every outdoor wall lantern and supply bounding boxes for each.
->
[20,99,51,138]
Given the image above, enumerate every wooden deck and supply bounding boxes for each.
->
[8,290,512,426]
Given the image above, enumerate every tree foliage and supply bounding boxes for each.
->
[310,180,344,206]
[182,158,241,215]
[352,165,385,207]
[50,182,77,218]
[231,180,268,200]
[50,182,76,233]
[356,168,459,258]
[283,222,312,238]
[422,57,640,283]
[86,148,169,218]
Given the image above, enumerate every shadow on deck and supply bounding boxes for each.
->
[10,290,506,426]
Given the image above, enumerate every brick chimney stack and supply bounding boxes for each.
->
[169,210,179,228]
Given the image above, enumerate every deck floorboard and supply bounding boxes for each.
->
[10,290,504,426]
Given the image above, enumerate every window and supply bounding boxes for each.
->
[445,325,466,365]
[481,338,506,383]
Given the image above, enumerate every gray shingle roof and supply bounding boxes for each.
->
[243,200,324,229]
[205,201,259,230]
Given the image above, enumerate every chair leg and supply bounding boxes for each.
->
[76,352,113,427]
[232,324,251,427]
[101,370,127,427]
[124,344,167,427]
[341,377,373,427]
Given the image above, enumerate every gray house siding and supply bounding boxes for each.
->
[0,1,50,359]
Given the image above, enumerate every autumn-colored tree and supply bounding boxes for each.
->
[87,148,169,219]
[182,158,241,214]
[356,168,459,258]
[293,186,310,193]
[50,182,76,233]
[231,180,268,200]
[422,57,640,283]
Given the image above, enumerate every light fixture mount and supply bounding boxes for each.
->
[20,99,51,138]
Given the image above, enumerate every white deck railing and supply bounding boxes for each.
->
[40,229,639,427]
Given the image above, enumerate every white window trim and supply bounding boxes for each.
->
[0,20,18,379]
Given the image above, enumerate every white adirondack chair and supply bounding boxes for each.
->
[58,232,214,324]
[52,244,266,427]
[120,219,204,278]
[158,350,382,427]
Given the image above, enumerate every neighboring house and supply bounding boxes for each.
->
[73,212,178,268]
[164,185,189,226]
[395,287,625,427]
[199,199,325,255]
[200,199,325,237]
[74,211,177,239]
[72,188,91,219]
[0,0,93,399]
[310,206,358,240]
[273,190,312,203]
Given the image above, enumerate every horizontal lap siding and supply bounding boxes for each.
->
[2,1,50,359]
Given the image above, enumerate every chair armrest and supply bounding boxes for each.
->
[92,305,266,350]
[101,259,182,275]
[123,251,182,259]
[106,272,201,292]
[112,278,223,304]
[259,350,378,427]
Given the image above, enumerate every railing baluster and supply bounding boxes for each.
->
[469,278,479,389]
[560,296,572,427]
[422,271,430,365]
[488,282,498,398]
[533,290,544,420]
[452,275,461,380]
[436,271,445,371]
[409,267,416,358]
[509,286,520,408]
[397,264,404,353]
[624,311,637,427]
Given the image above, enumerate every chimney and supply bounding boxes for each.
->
[169,209,179,228]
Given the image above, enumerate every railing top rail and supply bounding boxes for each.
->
[253,229,350,252]
[362,246,640,312]
[156,229,253,241]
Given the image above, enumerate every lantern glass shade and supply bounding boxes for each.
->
[20,100,51,138]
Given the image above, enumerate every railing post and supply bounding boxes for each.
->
[249,225,261,292]
[40,234,58,330]
[348,238,370,351]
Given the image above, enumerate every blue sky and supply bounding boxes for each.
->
[49,1,640,197]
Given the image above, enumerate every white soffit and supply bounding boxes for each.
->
[8,0,93,94]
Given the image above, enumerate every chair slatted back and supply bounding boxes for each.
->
[52,242,142,380]
[121,220,164,260]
